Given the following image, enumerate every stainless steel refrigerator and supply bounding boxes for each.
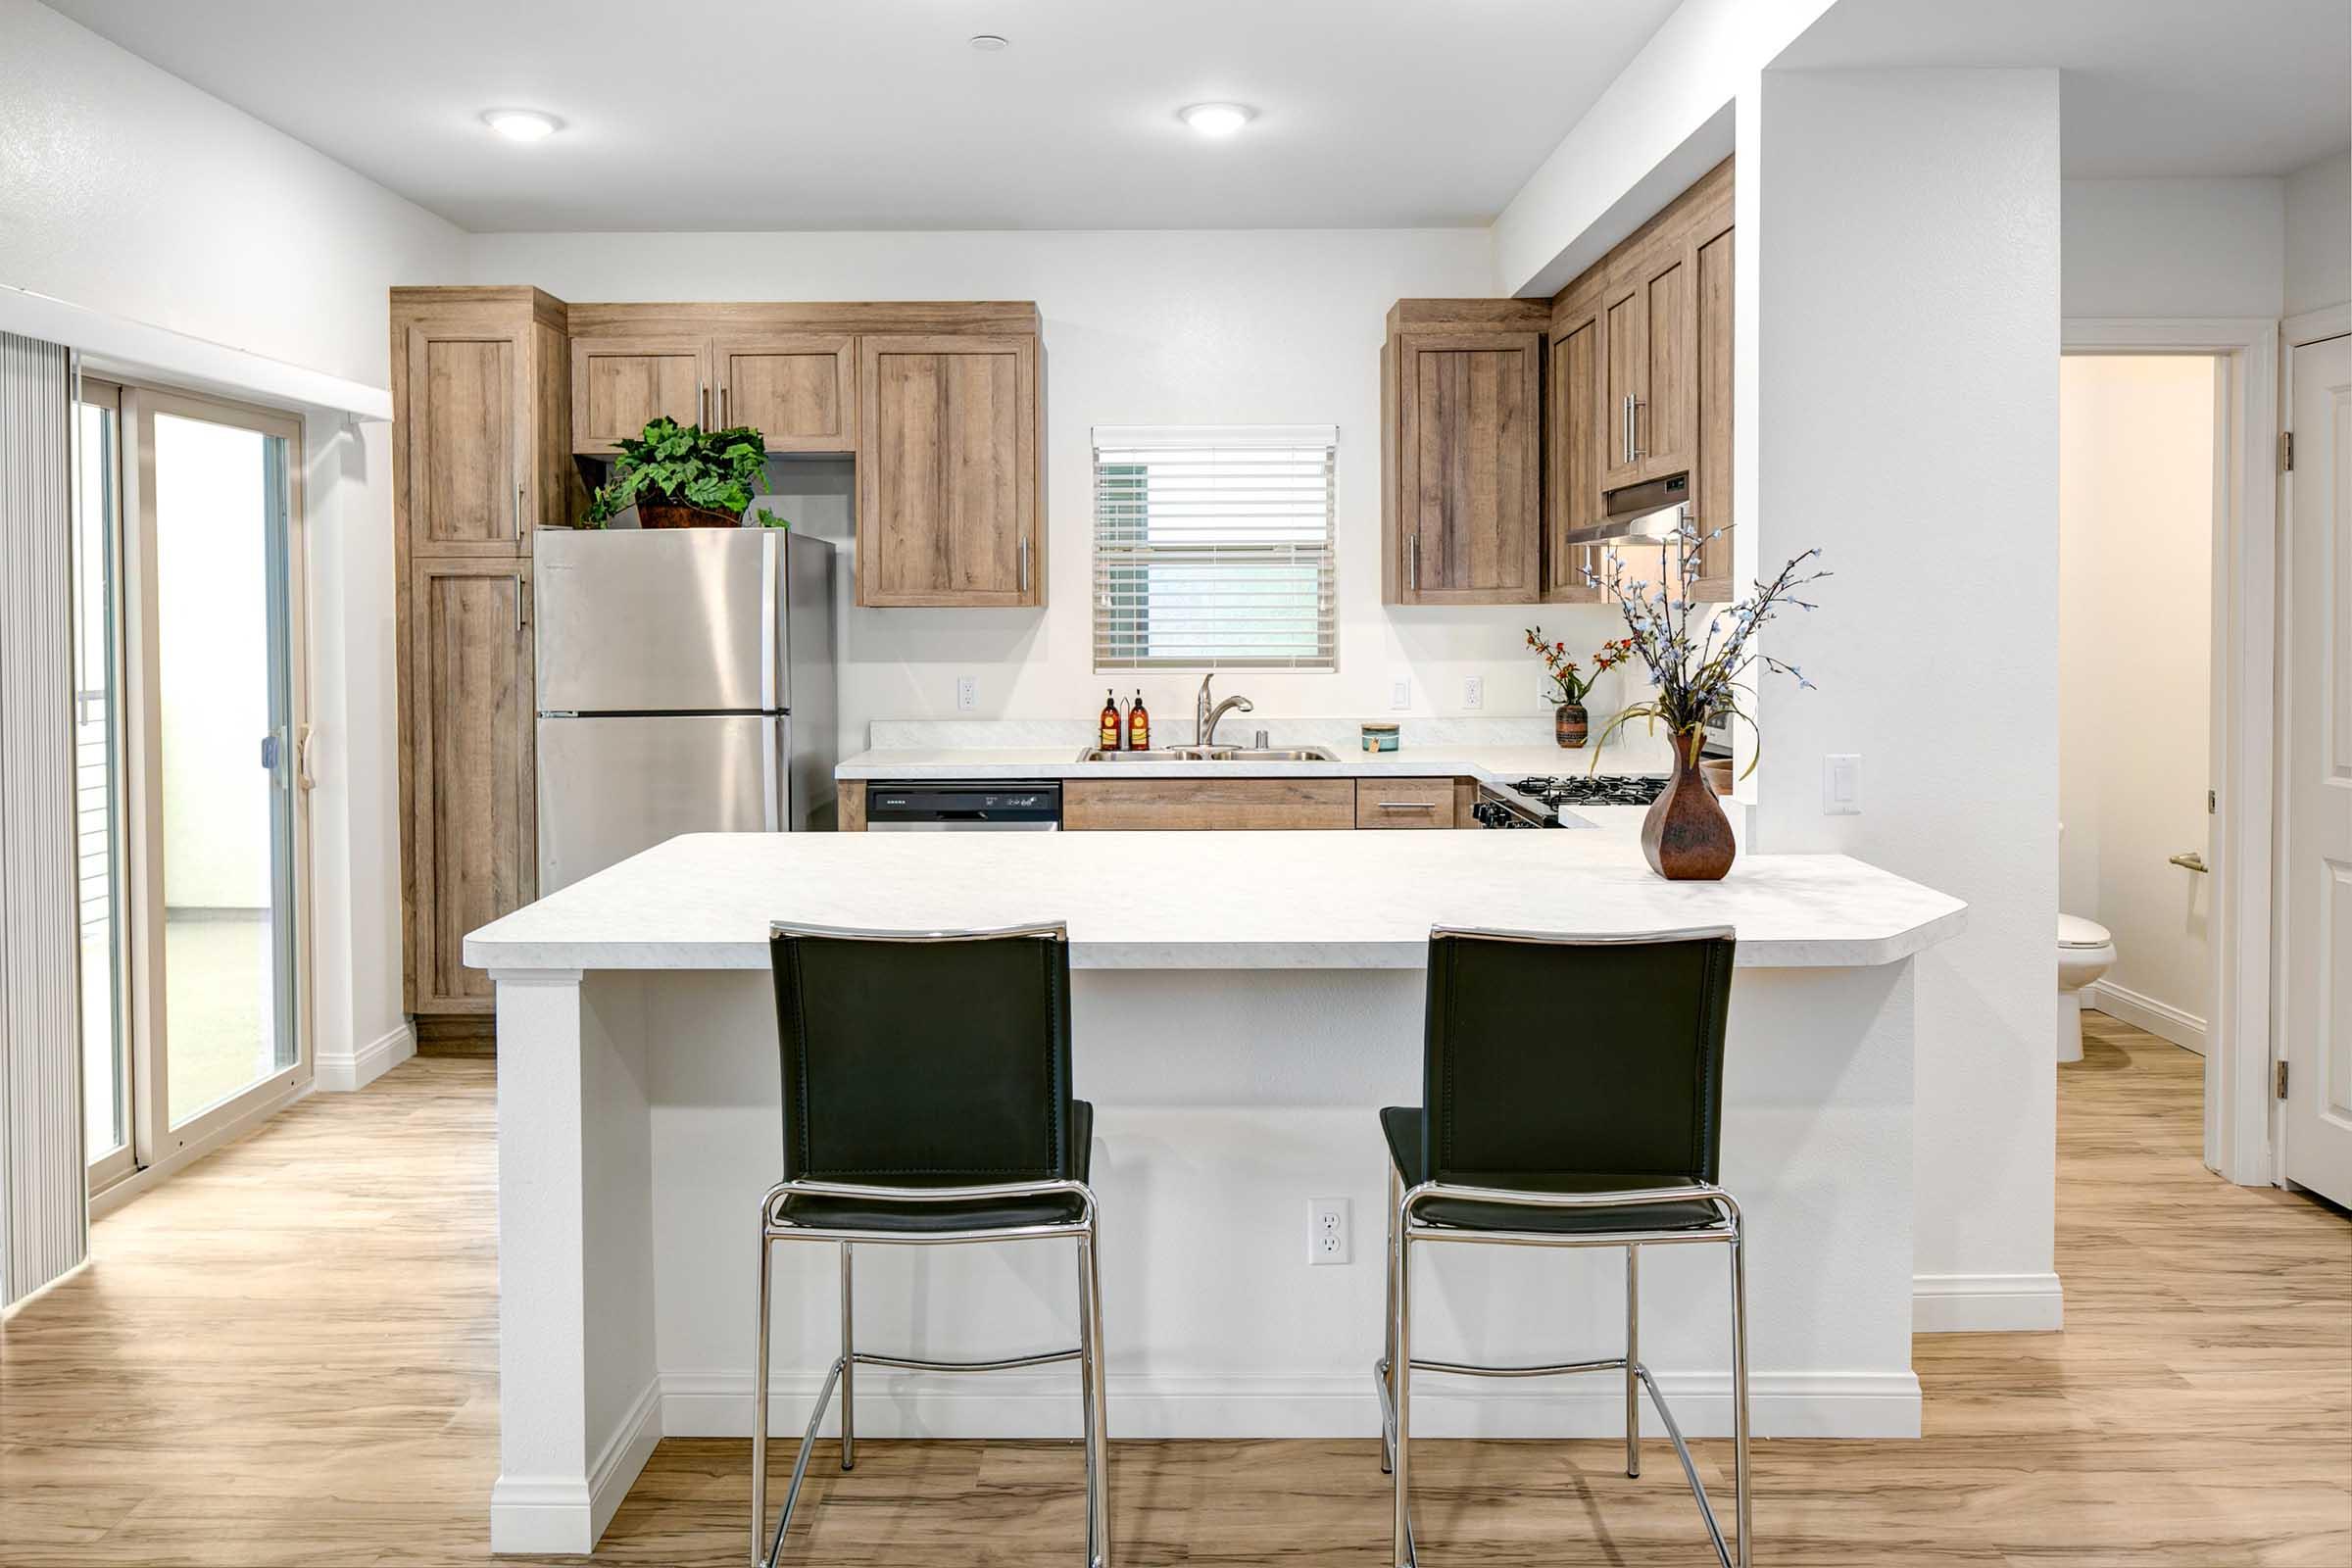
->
[534,527,837,893]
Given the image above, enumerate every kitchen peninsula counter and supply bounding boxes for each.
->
[466,830,1963,1553]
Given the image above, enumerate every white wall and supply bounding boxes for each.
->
[467,228,1642,760]
[2,0,463,1080]
[1753,67,2064,1329]
[2283,151,2352,319]
[2058,356,2215,1041]
[2060,178,2285,320]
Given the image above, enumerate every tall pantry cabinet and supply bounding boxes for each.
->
[390,287,577,1042]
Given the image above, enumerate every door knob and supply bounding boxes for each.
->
[2169,851,2209,873]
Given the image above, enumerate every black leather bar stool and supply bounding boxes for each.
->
[754,920,1109,1568]
[1375,924,1748,1568]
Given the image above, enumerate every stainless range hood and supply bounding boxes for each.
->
[1560,473,1690,549]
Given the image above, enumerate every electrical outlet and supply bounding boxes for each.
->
[956,675,979,711]
[1307,1198,1350,1265]
[1823,754,1861,814]
[1390,677,1412,711]
[1462,675,1484,710]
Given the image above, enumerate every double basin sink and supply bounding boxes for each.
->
[1075,745,1339,763]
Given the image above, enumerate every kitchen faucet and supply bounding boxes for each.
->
[1196,674,1254,748]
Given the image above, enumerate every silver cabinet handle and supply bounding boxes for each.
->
[1409,536,1419,591]
[718,383,728,428]
[513,482,522,537]
[1620,394,1635,465]
[1630,396,1644,462]
[2170,851,2209,873]
[1018,537,1030,595]
[697,378,707,427]
[1377,801,1439,810]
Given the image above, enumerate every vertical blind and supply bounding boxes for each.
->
[1093,424,1337,670]
[0,330,88,1308]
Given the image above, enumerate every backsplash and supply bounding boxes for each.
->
[866,715,1561,751]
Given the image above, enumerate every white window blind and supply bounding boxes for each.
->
[1093,424,1337,670]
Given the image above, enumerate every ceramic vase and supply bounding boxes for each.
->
[1641,733,1737,880]
[1554,702,1589,749]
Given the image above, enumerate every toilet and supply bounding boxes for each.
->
[2056,914,2117,1063]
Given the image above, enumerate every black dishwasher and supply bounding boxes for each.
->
[864,781,1062,831]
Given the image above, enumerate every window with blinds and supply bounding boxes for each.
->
[1093,424,1337,670]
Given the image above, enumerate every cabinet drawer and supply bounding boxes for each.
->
[1063,778,1353,831]
[1355,778,1456,829]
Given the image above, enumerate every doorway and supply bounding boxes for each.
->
[2057,355,2220,1111]
[74,376,312,1200]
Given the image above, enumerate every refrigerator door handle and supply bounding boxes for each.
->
[762,714,786,832]
[760,529,780,712]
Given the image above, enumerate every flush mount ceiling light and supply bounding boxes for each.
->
[1180,102,1255,138]
[481,109,562,142]
[968,33,1009,51]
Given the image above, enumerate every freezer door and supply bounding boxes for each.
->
[534,527,781,712]
[536,713,787,893]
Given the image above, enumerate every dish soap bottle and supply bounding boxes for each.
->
[1100,689,1122,752]
[1127,688,1151,750]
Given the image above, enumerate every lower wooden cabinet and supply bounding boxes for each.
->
[403,558,535,1014]
[1354,778,1457,828]
[1061,777,1355,831]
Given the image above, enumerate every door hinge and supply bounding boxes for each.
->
[2280,431,2294,472]
[2276,1059,2289,1100]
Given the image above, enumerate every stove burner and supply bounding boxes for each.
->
[1507,774,1670,808]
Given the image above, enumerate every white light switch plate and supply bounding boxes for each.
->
[1823,754,1861,814]
[956,675,979,711]
[1390,677,1412,711]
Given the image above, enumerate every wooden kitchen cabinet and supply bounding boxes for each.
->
[714,335,857,451]
[1354,778,1457,828]
[402,557,535,1015]
[395,290,574,552]
[1382,300,1547,606]
[1063,777,1355,831]
[569,335,707,453]
[1545,156,1735,604]
[858,332,1042,608]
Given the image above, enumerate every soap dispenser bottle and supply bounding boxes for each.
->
[1128,688,1151,751]
[1100,689,1122,752]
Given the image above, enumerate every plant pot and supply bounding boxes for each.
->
[1554,702,1589,749]
[635,501,741,530]
[1642,733,1737,881]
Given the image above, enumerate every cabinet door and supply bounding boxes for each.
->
[1396,333,1542,604]
[1599,277,1646,491]
[406,560,535,1013]
[570,336,708,454]
[1690,214,1736,601]
[404,324,527,554]
[858,334,1041,607]
[716,335,856,451]
[1544,287,1603,603]
[1630,236,1694,484]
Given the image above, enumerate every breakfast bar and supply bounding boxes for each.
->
[464,827,1965,1553]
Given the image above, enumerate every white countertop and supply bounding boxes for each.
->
[835,743,1641,785]
[463,826,1965,973]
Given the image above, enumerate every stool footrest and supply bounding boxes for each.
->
[852,1347,1082,1374]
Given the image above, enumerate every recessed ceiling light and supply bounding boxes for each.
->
[968,33,1009,51]
[1180,103,1254,138]
[482,109,562,143]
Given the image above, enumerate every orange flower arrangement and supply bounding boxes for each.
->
[1526,627,1635,705]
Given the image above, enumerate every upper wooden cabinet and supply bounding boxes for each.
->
[570,335,706,452]
[393,288,573,553]
[857,333,1042,608]
[1549,156,1735,603]
[1382,300,1546,606]
[715,335,857,451]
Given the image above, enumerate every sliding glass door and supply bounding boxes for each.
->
[75,380,311,1190]
[74,380,133,1189]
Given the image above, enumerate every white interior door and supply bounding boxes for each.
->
[2282,333,2352,1205]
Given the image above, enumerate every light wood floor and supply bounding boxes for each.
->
[3,1016,2346,1566]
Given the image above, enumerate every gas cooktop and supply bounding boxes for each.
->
[1507,774,1670,808]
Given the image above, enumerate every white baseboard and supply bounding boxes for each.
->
[660,1367,1922,1442]
[1912,1272,2065,1333]
[488,1376,661,1554]
[315,1022,416,1092]
[2084,983,2206,1055]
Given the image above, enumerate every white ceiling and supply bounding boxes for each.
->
[40,0,1684,232]
[1780,0,2351,179]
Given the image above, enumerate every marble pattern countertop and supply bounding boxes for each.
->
[464,828,1965,974]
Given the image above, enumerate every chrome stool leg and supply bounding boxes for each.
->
[1379,1162,1400,1476]
[751,1228,773,1568]
[1077,1221,1112,1568]
[1730,1226,1751,1568]
[838,1242,856,1472]
[1624,1244,1641,1479]
[1390,1210,1414,1568]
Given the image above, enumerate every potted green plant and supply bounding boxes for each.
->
[583,416,790,529]
[1526,628,1634,748]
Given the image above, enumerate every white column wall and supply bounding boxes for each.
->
[1751,68,2064,1330]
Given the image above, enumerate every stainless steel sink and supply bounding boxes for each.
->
[1199,747,1338,762]
[1074,745,1339,763]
